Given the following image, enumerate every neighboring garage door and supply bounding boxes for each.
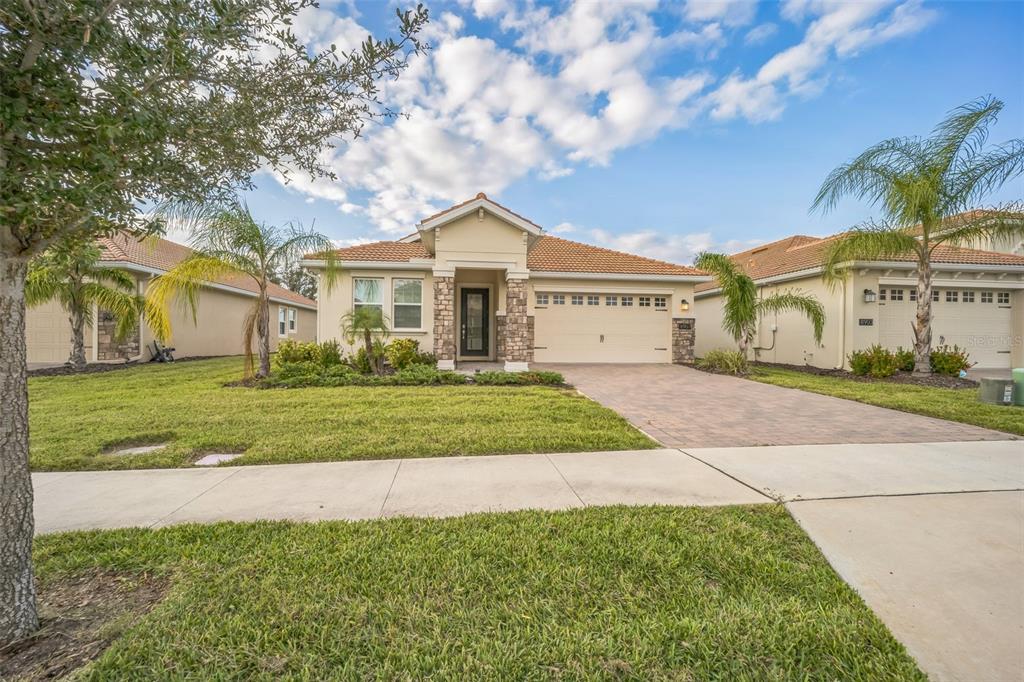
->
[26,299,73,364]
[878,286,1013,368]
[533,292,671,363]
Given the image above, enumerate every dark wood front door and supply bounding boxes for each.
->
[460,288,489,357]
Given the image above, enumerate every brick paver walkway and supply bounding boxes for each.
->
[542,364,1016,447]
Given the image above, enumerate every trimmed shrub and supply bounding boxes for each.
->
[275,361,322,379]
[930,345,971,376]
[695,349,748,375]
[894,347,915,372]
[472,370,564,385]
[318,340,343,367]
[393,365,467,385]
[384,338,435,371]
[350,347,373,375]
[275,340,319,366]
[848,345,899,378]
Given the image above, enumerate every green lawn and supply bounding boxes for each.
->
[31,506,924,680]
[750,366,1024,436]
[28,357,654,471]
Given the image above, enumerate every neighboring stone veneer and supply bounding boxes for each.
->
[432,276,456,363]
[671,317,695,364]
[96,309,140,361]
[504,278,530,363]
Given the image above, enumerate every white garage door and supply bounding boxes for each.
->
[878,286,1013,368]
[533,292,671,363]
[26,299,73,364]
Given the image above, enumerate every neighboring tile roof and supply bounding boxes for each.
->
[419,192,544,232]
[329,235,703,277]
[99,233,316,307]
[695,228,1024,293]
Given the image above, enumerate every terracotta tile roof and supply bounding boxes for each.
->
[328,236,703,276]
[331,240,430,261]
[98,233,316,307]
[419,192,544,231]
[695,226,1024,293]
[527,236,704,276]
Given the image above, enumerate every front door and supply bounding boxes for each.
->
[460,288,490,357]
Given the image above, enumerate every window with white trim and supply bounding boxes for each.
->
[654,296,667,308]
[571,294,583,305]
[621,296,633,307]
[606,295,618,306]
[879,288,886,301]
[639,296,651,307]
[909,289,917,302]
[393,278,422,329]
[997,291,1010,304]
[553,294,565,305]
[587,295,599,306]
[981,291,993,303]
[932,290,940,302]
[536,293,548,305]
[891,289,904,301]
[962,290,975,303]
[946,290,958,303]
[353,278,383,316]
[288,308,296,332]
[278,307,287,336]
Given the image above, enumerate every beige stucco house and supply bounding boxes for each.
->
[695,232,1024,370]
[302,194,710,370]
[26,233,317,366]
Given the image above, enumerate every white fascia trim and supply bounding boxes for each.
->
[538,284,675,295]
[106,261,317,311]
[299,259,433,273]
[533,271,711,283]
[418,198,544,236]
[446,259,519,270]
[879,276,1024,290]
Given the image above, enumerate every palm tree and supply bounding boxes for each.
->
[147,201,337,378]
[696,252,825,355]
[813,96,1024,374]
[341,307,390,375]
[26,238,154,368]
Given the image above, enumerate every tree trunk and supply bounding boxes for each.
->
[256,292,271,378]
[68,306,87,369]
[363,328,377,374]
[912,260,933,375]
[0,256,39,644]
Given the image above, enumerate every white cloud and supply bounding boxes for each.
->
[709,0,935,122]
[684,1,758,28]
[560,223,762,266]
[744,22,778,45]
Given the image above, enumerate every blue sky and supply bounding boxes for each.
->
[239,0,1024,264]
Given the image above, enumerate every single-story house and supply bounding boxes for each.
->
[26,233,317,365]
[301,194,710,370]
[694,230,1024,370]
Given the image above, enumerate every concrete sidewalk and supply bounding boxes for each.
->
[32,449,769,534]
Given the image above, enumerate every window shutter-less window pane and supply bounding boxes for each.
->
[354,279,383,305]
[393,279,422,304]
[394,306,421,329]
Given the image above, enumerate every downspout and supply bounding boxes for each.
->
[752,285,777,356]
[836,278,847,369]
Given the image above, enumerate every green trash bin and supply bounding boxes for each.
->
[1013,368,1024,407]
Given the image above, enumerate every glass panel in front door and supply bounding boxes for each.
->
[467,293,484,351]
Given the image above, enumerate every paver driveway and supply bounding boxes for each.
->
[542,363,1016,447]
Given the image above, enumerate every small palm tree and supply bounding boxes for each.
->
[696,252,825,355]
[341,307,390,375]
[26,238,155,368]
[148,201,337,378]
[814,96,1024,373]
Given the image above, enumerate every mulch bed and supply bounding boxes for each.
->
[29,356,218,377]
[0,570,168,680]
[754,362,979,389]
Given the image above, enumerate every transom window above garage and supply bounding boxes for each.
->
[638,296,651,307]
[890,289,904,301]
[998,292,1010,304]
[621,296,633,306]
[654,296,667,308]
[981,291,993,303]
[587,295,599,305]
[945,290,958,303]
[606,295,617,306]
[536,293,548,305]
[571,295,583,305]
[552,294,565,305]
[962,290,975,303]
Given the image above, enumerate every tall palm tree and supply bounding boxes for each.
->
[26,238,154,368]
[813,96,1024,373]
[147,202,337,378]
[696,252,825,354]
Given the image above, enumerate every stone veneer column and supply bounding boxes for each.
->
[96,309,140,361]
[503,274,530,371]
[433,272,456,369]
[671,317,696,364]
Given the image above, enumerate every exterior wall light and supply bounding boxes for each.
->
[679,298,690,312]
[863,289,877,303]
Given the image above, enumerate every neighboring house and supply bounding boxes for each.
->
[694,233,1024,370]
[302,194,710,370]
[26,233,316,365]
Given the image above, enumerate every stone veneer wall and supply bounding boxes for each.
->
[526,315,534,362]
[495,314,506,361]
[432,276,456,363]
[96,309,140,361]
[671,317,695,364]
[504,279,530,363]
